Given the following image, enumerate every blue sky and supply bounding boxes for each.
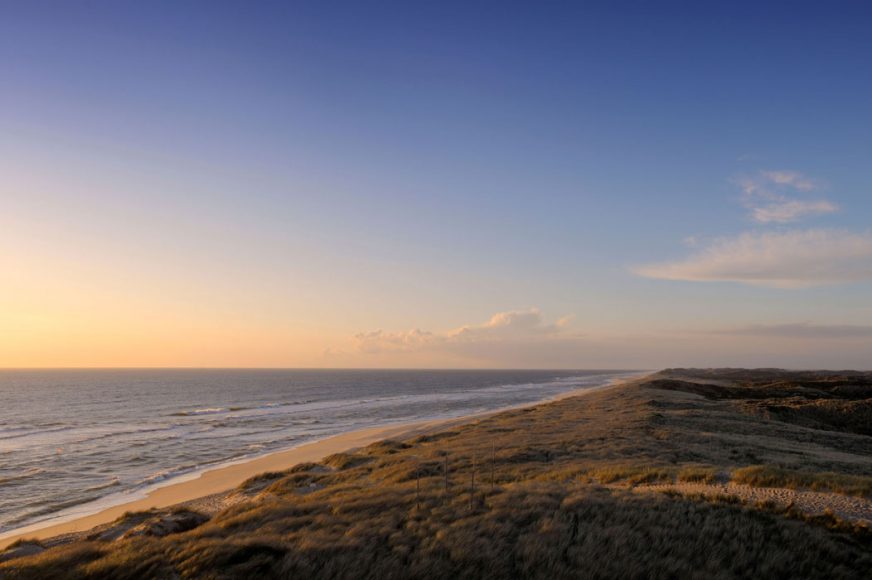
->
[2,1,872,368]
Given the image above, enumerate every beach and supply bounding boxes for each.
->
[0,377,627,549]
[0,419,450,548]
[3,369,872,578]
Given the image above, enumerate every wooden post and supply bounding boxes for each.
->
[470,453,476,510]
[415,459,420,509]
[490,441,495,493]
[444,454,449,496]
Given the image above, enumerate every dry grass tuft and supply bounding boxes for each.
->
[4,538,45,550]
[237,471,286,492]
[590,464,675,485]
[677,465,720,484]
[733,465,872,497]
[363,440,411,455]
[322,452,370,470]
[0,542,106,579]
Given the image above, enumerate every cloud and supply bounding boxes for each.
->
[738,170,837,223]
[449,308,571,341]
[633,229,872,288]
[353,328,439,354]
[749,199,838,224]
[336,309,872,369]
[352,308,577,356]
[712,323,872,339]
[760,170,816,191]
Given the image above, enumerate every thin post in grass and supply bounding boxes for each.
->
[444,454,449,497]
[491,441,495,494]
[469,452,476,510]
[415,459,420,509]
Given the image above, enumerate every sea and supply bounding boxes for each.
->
[0,368,635,536]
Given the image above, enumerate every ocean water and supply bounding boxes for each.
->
[0,369,633,535]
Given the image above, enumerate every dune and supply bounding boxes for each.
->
[0,381,621,550]
[5,370,870,579]
[0,418,458,549]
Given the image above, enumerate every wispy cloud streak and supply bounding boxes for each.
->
[712,322,872,339]
[634,229,872,288]
[738,170,837,223]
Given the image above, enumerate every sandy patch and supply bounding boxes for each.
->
[630,481,872,525]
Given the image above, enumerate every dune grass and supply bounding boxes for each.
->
[677,465,720,484]
[4,539,45,550]
[4,371,872,578]
[732,465,872,497]
[588,464,675,485]
[3,485,870,579]
[588,464,719,485]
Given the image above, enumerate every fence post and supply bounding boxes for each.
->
[444,454,449,497]
[470,453,476,510]
[491,441,495,493]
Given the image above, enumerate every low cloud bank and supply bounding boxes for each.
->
[333,308,872,369]
[353,308,575,355]
[712,322,872,339]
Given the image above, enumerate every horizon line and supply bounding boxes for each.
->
[0,366,647,372]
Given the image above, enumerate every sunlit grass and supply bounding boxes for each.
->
[732,465,872,498]
[4,371,872,578]
[677,465,720,484]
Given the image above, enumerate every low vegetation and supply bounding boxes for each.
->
[653,369,872,436]
[3,370,872,578]
[677,465,720,484]
[588,464,674,485]
[4,539,45,550]
[733,465,872,497]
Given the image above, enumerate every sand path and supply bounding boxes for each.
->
[630,481,872,525]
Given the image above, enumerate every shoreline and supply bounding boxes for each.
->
[0,373,644,549]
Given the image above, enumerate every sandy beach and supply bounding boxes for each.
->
[0,379,628,550]
[0,417,460,549]
[3,370,871,579]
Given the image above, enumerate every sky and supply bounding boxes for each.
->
[2,1,872,369]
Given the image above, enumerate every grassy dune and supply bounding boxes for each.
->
[732,465,872,497]
[3,371,872,579]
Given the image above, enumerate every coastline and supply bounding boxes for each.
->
[0,373,643,549]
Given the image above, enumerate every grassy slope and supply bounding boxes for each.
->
[3,371,872,579]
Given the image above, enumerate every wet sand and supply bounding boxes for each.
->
[0,379,631,549]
